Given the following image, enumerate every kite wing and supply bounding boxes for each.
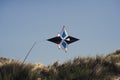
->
[65,36,79,44]
[60,26,69,39]
[47,36,62,44]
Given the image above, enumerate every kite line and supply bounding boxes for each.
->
[22,41,36,63]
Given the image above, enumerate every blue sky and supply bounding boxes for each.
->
[0,0,120,65]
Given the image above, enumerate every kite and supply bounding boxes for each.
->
[47,26,79,52]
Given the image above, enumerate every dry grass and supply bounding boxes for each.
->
[0,49,120,80]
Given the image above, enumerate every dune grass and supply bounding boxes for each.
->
[38,50,120,80]
[0,61,37,80]
[0,50,120,80]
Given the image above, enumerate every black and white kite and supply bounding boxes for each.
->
[47,26,79,52]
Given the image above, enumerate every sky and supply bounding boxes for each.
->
[0,0,120,65]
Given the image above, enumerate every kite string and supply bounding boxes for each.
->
[22,41,37,64]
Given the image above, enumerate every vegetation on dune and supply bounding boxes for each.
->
[0,49,120,80]
[0,60,37,80]
[36,50,120,80]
